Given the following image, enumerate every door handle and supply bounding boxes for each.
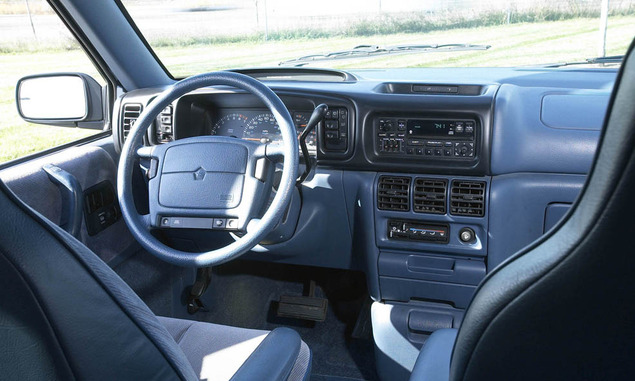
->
[42,164,83,239]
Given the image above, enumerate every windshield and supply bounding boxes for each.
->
[121,0,635,77]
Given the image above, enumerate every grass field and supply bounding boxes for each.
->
[1,15,635,163]
[156,15,635,75]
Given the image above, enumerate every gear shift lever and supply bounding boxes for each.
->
[297,104,327,184]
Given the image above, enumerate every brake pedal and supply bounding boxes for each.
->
[277,295,328,322]
[276,280,328,322]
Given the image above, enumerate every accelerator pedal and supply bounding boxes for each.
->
[277,280,328,322]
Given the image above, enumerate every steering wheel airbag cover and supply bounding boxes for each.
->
[159,172,244,209]
[158,142,247,209]
[162,142,247,174]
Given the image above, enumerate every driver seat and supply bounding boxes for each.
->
[0,178,310,380]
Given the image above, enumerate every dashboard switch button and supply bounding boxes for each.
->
[326,120,339,130]
[325,131,339,139]
[213,219,226,229]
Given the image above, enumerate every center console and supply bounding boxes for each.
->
[368,104,491,318]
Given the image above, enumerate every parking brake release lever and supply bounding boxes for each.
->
[297,103,327,185]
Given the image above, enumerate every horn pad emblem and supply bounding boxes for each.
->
[193,168,206,181]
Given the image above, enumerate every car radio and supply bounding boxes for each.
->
[375,117,477,159]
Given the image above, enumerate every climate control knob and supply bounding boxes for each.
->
[459,227,476,243]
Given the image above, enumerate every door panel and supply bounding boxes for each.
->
[0,139,136,264]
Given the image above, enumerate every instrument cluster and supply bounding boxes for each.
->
[209,109,317,153]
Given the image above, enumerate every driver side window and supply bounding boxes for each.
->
[0,1,107,165]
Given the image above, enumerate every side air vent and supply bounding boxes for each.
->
[413,178,447,214]
[121,103,142,141]
[378,176,411,212]
[450,180,486,217]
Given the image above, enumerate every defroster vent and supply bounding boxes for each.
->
[121,103,142,141]
[378,176,411,212]
[413,178,447,214]
[450,180,486,217]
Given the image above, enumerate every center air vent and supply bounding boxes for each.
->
[450,180,486,217]
[378,176,411,212]
[413,178,447,214]
[121,103,142,141]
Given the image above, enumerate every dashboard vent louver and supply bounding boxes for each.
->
[450,180,486,217]
[413,178,447,214]
[122,103,142,141]
[377,176,411,212]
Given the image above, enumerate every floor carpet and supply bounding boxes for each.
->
[114,253,378,380]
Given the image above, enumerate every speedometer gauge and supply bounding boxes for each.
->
[244,113,280,142]
[211,113,248,137]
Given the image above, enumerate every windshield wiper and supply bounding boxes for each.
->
[539,55,624,68]
[279,43,491,67]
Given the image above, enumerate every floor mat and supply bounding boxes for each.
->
[195,260,378,381]
[113,253,378,380]
[113,249,190,318]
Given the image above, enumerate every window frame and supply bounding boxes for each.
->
[0,0,121,169]
[113,0,177,80]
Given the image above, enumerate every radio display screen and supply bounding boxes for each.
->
[407,120,453,137]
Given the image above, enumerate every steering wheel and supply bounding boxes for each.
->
[117,71,298,267]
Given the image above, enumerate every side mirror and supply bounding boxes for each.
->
[16,73,104,129]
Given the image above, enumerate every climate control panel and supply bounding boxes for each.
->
[387,219,450,244]
[375,117,477,159]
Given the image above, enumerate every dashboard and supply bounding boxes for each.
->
[111,66,615,377]
[114,66,614,313]
[123,83,493,175]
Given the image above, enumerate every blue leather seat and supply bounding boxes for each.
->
[0,177,310,380]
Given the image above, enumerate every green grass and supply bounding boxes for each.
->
[142,6,635,50]
[157,15,635,76]
[1,15,635,163]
